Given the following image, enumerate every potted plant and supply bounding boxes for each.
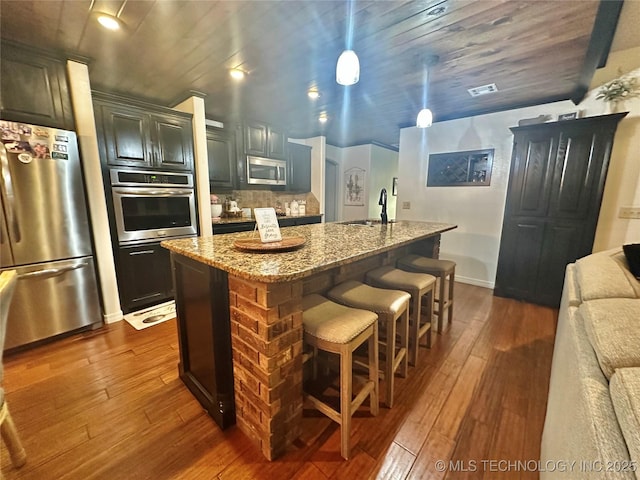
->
[596,72,639,112]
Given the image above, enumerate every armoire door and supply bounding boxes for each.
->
[495,113,626,307]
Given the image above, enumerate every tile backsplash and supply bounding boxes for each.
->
[211,190,320,215]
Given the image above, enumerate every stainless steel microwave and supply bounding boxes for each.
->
[247,156,287,185]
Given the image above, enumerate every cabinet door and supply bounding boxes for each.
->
[244,121,268,156]
[0,42,74,130]
[495,218,546,301]
[153,114,194,171]
[295,215,321,225]
[99,103,152,168]
[117,243,173,312]
[506,130,557,218]
[267,126,287,160]
[287,142,312,192]
[212,222,255,234]
[207,128,236,189]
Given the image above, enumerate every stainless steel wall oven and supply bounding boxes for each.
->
[110,168,197,245]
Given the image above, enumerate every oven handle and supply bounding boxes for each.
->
[112,188,194,196]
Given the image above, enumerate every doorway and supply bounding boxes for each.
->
[324,158,338,222]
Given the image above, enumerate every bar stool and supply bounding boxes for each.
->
[328,280,409,408]
[397,255,455,333]
[365,265,436,366]
[301,294,379,460]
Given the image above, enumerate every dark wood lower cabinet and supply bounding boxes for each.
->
[117,242,173,313]
[170,253,235,429]
[495,113,626,307]
[212,215,322,234]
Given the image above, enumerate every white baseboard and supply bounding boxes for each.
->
[455,275,495,290]
[103,310,124,324]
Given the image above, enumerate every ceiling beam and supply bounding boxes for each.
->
[571,0,624,105]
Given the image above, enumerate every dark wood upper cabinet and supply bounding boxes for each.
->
[154,115,194,170]
[243,121,268,157]
[207,127,236,190]
[287,142,312,192]
[98,103,150,167]
[0,41,74,130]
[267,126,287,160]
[93,92,194,171]
[241,120,287,160]
[495,113,627,307]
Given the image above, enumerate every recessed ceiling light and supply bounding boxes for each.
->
[308,88,320,100]
[319,112,328,123]
[96,13,122,30]
[229,68,246,80]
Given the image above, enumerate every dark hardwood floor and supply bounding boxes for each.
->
[1,283,557,479]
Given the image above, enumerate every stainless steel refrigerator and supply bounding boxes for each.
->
[0,120,101,350]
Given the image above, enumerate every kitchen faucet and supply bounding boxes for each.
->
[378,188,388,224]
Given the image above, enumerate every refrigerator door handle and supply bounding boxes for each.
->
[18,262,89,280]
[0,143,20,242]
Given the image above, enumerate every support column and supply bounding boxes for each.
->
[228,276,304,460]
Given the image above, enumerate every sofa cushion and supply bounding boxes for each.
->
[580,299,640,379]
[575,248,640,301]
[610,368,640,473]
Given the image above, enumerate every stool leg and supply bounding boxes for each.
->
[399,308,409,378]
[437,275,446,333]
[409,292,421,366]
[369,324,379,416]
[312,346,318,380]
[384,316,395,408]
[340,344,353,460]
[1,404,26,468]
[448,271,455,327]
[424,289,433,348]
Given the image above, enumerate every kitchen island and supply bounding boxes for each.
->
[162,220,456,460]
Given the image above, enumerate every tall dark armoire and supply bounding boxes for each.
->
[494,113,627,307]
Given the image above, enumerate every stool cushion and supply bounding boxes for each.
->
[366,266,436,292]
[302,294,377,344]
[398,255,456,273]
[328,280,410,315]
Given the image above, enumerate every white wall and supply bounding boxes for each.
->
[290,136,326,219]
[326,144,344,221]
[340,144,372,221]
[398,48,640,288]
[368,145,399,220]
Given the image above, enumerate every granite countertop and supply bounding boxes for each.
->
[163,221,456,283]
[212,213,323,225]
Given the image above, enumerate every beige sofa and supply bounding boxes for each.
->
[541,248,640,479]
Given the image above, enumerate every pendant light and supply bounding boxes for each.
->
[416,108,433,128]
[416,54,439,128]
[336,50,360,86]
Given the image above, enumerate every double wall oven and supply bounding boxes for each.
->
[110,168,198,313]
[110,168,197,245]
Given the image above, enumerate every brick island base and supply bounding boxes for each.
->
[170,235,440,460]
